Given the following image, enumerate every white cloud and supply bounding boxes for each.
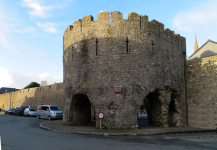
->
[36,21,58,33]
[22,0,53,17]
[173,1,217,32]
[0,67,62,89]
[53,0,75,9]
[13,27,35,34]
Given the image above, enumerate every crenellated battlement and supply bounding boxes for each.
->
[64,11,185,50]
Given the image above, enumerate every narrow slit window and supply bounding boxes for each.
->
[140,16,141,29]
[126,37,129,53]
[96,38,98,56]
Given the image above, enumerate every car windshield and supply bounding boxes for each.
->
[29,108,36,111]
[9,109,14,111]
[50,106,61,111]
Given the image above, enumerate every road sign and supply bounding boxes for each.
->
[98,112,104,119]
[98,112,104,129]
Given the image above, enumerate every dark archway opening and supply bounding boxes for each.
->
[137,104,149,129]
[138,89,179,128]
[138,91,161,129]
[71,94,93,125]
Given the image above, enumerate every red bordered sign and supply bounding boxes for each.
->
[98,112,104,119]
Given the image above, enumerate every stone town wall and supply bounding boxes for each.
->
[186,56,217,129]
[0,83,64,110]
[63,11,187,128]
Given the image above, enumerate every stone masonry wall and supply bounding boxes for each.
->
[63,11,187,129]
[0,83,64,110]
[186,56,217,129]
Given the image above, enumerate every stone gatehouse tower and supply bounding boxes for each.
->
[63,11,187,129]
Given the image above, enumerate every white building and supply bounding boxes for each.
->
[40,81,47,86]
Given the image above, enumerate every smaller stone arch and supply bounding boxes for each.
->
[139,87,181,128]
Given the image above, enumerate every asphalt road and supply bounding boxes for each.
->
[1,114,217,150]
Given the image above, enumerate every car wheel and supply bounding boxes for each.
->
[13,113,15,116]
[17,113,19,116]
[37,115,40,119]
[48,116,52,121]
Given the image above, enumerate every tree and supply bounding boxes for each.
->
[23,82,40,89]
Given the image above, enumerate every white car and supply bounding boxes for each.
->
[23,108,37,117]
[37,105,63,120]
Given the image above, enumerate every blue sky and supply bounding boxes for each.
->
[0,0,217,89]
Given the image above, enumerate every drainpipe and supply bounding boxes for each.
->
[183,51,188,126]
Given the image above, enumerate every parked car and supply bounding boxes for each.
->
[138,113,148,119]
[5,108,15,115]
[13,106,29,116]
[37,105,63,120]
[23,108,37,117]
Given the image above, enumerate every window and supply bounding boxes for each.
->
[50,106,61,111]
[42,106,49,110]
[126,37,129,53]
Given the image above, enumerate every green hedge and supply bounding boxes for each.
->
[23,82,40,89]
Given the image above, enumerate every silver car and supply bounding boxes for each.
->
[37,105,63,120]
[23,108,37,117]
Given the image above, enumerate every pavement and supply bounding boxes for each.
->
[39,118,217,136]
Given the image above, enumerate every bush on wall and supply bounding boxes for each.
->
[23,82,40,89]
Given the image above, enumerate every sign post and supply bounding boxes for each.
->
[98,112,104,129]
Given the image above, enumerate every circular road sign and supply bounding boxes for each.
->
[98,112,104,119]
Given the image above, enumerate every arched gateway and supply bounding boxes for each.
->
[63,11,187,129]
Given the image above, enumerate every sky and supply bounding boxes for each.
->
[0,0,217,89]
